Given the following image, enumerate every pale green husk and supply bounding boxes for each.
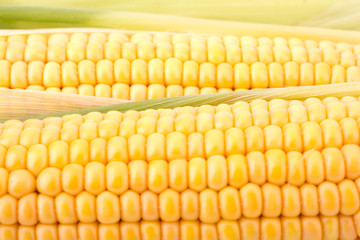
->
[0,0,338,26]
[300,0,360,30]
[2,10,360,44]
[15,83,360,121]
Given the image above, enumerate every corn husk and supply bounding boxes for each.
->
[2,23,360,45]
[7,83,360,121]
[300,0,360,30]
[0,0,338,26]
[0,88,127,120]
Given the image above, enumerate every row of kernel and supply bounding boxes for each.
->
[2,146,360,197]
[2,59,360,90]
[7,39,359,65]
[2,32,359,52]
[2,216,358,240]
[1,104,359,150]
[0,118,359,163]
[2,33,360,65]
[0,179,359,225]
[1,114,359,157]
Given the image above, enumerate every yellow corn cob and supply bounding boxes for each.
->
[0,96,360,239]
[0,215,359,240]
[1,31,360,100]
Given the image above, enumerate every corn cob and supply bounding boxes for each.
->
[1,32,360,100]
[0,96,360,240]
[0,215,359,240]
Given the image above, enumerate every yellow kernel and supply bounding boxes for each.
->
[245,126,264,153]
[62,163,84,195]
[78,60,96,85]
[199,189,220,223]
[76,191,96,223]
[0,194,17,224]
[69,139,89,166]
[122,42,137,61]
[106,161,128,195]
[319,181,340,216]
[148,160,168,193]
[129,160,147,193]
[96,60,114,85]
[84,162,105,195]
[301,217,322,240]
[282,184,301,217]
[49,140,69,169]
[120,222,140,240]
[55,192,77,224]
[11,61,28,89]
[169,159,187,192]
[261,218,281,240]
[240,183,262,218]
[120,190,141,222]
[37,194,56,224]
[110,60,130,86]
[240,218,260,240]
[104,41,121,61]
[90,138,107,164]
[86,41,103,62]
[141,191,159,221]
[166,132,186,160]
[18,193,37,225]
[159,189,180,221]
[287,151,305,186]
[338,179,360,215]
[67,41,85,62]
[262,183,281,217]
[37,167,61,197]
[219,187,241,220]
[251,62,268,88]
[5,145,26,171]
[265,149,286,185]
[43,62,61,88]
[188,158,207,192]
[207,155,227,191]
[304,150,325,185]
[96,191,120,224]
[247,151,266,185]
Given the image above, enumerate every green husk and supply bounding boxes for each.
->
[299,0,360,30]
[17,83,360,121]
[3,9,360,44]
[0,0,337,26]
